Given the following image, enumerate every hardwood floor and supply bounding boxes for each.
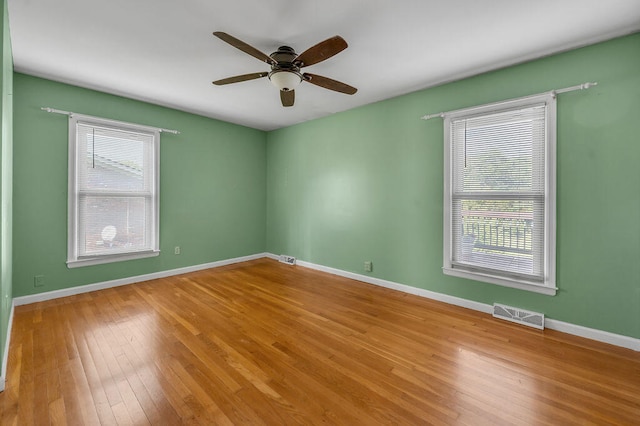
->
[1,258,639,425]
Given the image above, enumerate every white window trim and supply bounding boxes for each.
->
[67,114,161,268]
[442,93,557,296]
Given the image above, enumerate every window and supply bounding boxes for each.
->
[443,93,556,295]
[68,115,160,268]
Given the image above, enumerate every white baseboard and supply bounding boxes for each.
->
[269,254,640,352]
[544,319,640,351]
[13,253,268,306]
[294,257,493,314]
[0,301,14,392]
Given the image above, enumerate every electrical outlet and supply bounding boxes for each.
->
[34,275,45,287]
[174,246,181,255]
[364,261,372,272]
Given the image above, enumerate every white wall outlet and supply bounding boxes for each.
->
[174,246,181,255]
[364,261,372,272]
[34,275,45,287]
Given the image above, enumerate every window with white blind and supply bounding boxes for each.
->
[67,115,160,268]
[443,93,557,295]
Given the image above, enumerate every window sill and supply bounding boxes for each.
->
[443,267,557,296]
[67,250,160,268]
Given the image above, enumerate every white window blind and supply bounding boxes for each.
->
[68,116,160,267]
[443,93,556,294]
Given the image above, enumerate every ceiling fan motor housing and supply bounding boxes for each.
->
[268,46,302,91]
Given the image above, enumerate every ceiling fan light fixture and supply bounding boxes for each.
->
[269,70,302,91]
[212,32,357,107]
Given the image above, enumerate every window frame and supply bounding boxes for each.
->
[442,93,557,295]
[67,114,161,268]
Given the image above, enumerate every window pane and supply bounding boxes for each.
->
[79,196,150,255]
[78,124,152,192]
[444,95,555,290]
[69,117,159,267]
[452,198,544,277]
[452,105,545,193]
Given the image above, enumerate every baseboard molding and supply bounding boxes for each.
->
[13,253,268,307]
[0,301,14,392]
[544,319,640,351]
[294,256,493,315]
[268,254,640,352]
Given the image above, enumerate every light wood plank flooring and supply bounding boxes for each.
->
[1,258,639,425]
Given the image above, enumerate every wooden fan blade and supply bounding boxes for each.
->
[213,32,276,65]
[303,73,357,95]
[280,90,295,107]
[294,36,348,68]
[212,72,268,85]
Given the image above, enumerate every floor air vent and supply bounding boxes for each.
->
[493,303,544,330]
[278,255,296,265]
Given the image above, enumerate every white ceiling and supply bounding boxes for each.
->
[8,0,640,131]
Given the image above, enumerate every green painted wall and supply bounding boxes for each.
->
[8,32,640,344]
[266,34,640,339]
[13,74,267,297]
[0,0,13,378]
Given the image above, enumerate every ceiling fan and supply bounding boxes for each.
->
[212,32,357,107]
